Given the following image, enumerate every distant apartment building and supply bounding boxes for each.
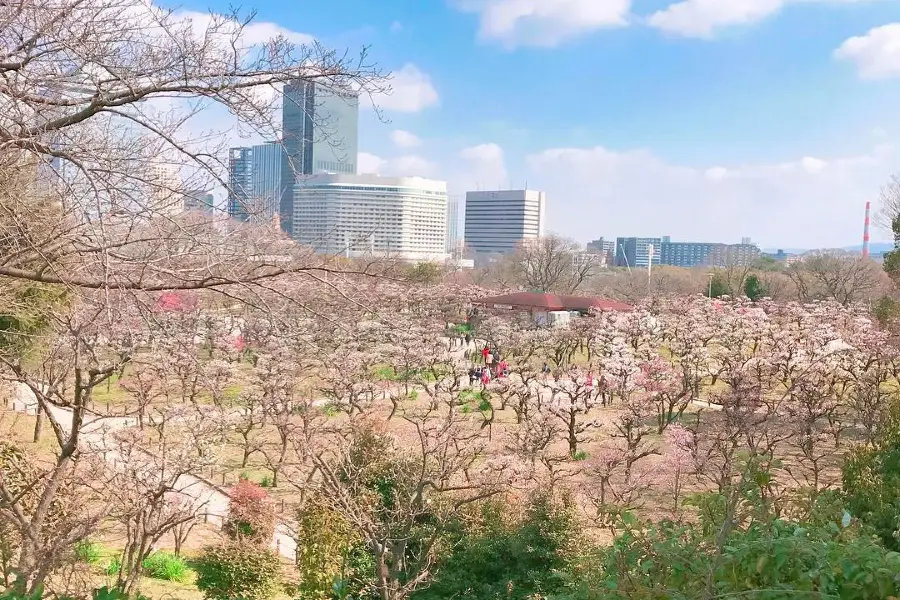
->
[281,81,359,234]
[659,241,760,267]
[464,189,545,256]
[147,163,183,217]
[615,237,661,268]
[587,237,615,266]
[293,173,448,261]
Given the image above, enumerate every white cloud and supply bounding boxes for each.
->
[370,64,439,112]
[835,23,900,79]
[459,143,509,189]
[648,0,876,39]
[173,10,314,46]
[525,143,895,247]
[358,152,385,174]
[390,21,404,33]
[390,130,422,148]
[357,152,437,177]
[453,0,630,47]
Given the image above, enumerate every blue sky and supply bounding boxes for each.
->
[177,0,900,248]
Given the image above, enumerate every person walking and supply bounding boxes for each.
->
[481,345,490,363]
[485,352,494,370]
[498,360,508,377]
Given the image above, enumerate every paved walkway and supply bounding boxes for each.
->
[8,383,298,560]
[1,338,478,561]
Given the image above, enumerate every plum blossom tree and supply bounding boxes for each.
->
[636,355,693,433]
[541,366,604,458]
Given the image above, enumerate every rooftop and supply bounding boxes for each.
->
[474,292,633,313]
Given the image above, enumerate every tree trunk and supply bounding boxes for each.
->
[32,405,43,443]
[568,414,578,458]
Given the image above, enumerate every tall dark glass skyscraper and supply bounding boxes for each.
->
[227,147,253,220]
[280,81,359,234]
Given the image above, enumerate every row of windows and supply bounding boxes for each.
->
[299,186,446,195]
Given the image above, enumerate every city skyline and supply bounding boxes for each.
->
[199,0,900,249]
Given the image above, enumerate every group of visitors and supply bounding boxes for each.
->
[467,345,509,387]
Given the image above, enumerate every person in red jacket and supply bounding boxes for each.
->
[481,345,490,363]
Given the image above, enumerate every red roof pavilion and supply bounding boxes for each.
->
[473,292,632,313]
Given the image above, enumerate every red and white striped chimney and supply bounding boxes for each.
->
[863,201,871,258]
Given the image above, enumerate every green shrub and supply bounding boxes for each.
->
[141,551,189,582]
[74,540,104,565]
[194,543,281,600]
[104,556,121,577]
[294,496,375,600]
[414,494,580,600]
[843,415,900,550]
[572,506,900,600]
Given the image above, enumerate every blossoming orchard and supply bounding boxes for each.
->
[5,272,898,597]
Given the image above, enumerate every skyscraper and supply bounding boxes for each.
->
[463,189,545,256]
[446,195,460,254]
[250,141,282,222]
[281,81,359,234]
[227,147,253,220]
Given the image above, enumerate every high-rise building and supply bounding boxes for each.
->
[446,195,460,253]
[463,189,545,256]
[615,237,661,268]
[293,173,448,261]
[659,241,760,267]
[227,147,253,220]
[250,141,282,222]
[182,189,216,214]
[281,81,359,234]
[147,163,183,217]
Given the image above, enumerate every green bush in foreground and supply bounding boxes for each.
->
[843,416,900,551]
[556,495,900,600]
[194,543,281,600]
[415,494,580,600]
[140,551,189,583]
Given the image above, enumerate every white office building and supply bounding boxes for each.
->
[464,189,545,255]
[293,173,449,261]
[147,163,183,217]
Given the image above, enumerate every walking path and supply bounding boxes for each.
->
[8,383,298,560]
[0,337,483,562]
